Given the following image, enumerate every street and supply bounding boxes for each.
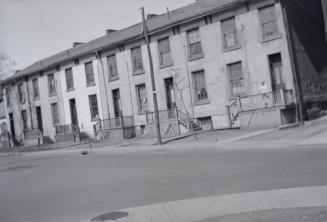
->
[1,145,327,222]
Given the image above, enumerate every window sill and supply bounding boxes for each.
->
[66,88,75,92]
[159,62,174,69]
[260,34,282,43]
[133,69,145,76]
[49,93,57,97]
[86,83,96,87]
[188,54,204,62]
[194,100,210,106]
[109,76,119,82]
[223,44,241,53]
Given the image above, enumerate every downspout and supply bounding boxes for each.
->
[24,76,34,129]
[94,51,111,120]
[281,0,304,124]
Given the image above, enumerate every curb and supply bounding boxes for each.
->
[278,123,301,130]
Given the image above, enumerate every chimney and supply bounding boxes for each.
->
[106,29,117,35]
[146,14,158,20]
[73,42,84,48]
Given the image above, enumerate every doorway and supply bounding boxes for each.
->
[164,77,175,118]
[9,113,15,139]
[112,89,121,118]
[269,53,285,91]
[36,106,43,133]
[69,99,78,126]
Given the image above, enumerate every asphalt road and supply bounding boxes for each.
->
[1,146,327,222]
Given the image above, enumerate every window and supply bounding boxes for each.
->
[18,83,25,104]
[228,62,245,97]
[221,17,238,49]
[192,70,208,103]
[187,29,203,59]
[32,79,40,99]
[65,68,74,90]
[259,5,279,40]
[85,62,95,86]
[88,94,99,120]
[269,53,284,91]
[158,37,173,67]
[51,103,59,125]
[21,110,28,130]
[48,74,56,95]
[135,84,147,113]
[6,87,12,106]
[107,54,119,80]
[131,46,144,73]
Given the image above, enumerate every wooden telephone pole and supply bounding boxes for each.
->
[141,7,162,145]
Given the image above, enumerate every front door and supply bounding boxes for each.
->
[164,77,175,118]
[269,53,285,91]
[36,106,43,133]
[69,99,78,126]
[9,113,15,139]
[112,89,121,118]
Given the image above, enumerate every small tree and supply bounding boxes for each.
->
[0,52,17,81]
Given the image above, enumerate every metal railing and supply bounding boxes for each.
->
[238,89,294,112]
[55,124,79,135]
[97,116,134,130]
[146,109,177,124]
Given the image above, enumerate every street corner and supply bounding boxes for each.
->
[81,186,327,222]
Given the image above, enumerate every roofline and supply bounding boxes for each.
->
[2,0,248,85]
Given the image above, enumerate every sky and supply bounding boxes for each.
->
[0,0,194,70]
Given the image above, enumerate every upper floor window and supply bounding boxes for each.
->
[107,54,119,81]
[21,109,28,130]
[135,84,147,113]
[88,94,99,121]
[192,70,208,104]
[158,37,173,67]
[131,46,144,73]
[6,87,12,106]
[51,103,59,125]
[227,62,245,97]
[85,62,95,86]
[48,74,56,96]
[259,5,279,40]
[65,68,74,90]
[32,78,40,99]
[187,29,203,59]
[221,17,239,49]
[18,83,25,104]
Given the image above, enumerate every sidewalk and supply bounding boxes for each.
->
[81,185,327,222]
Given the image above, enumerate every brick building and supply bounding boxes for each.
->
[1,0,326,146]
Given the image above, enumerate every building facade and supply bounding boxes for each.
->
[1,0,326,145]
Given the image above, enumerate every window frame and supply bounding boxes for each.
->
[158,37,173,68]
[21,109,28,130]
[65,67,74,91]
[32,78,40,100]
[48,74,56,96]
[227,62,246,98]
[221,17,240,51]
[135,83,147,114]
[107,54,119,81]
[84,61,96,86]
[17,83,25,104]
[259,5,280,41]
[6,87,12,107]
[131,46,144,74]
[88,94,99,121]
[186,28,204,60]
[192,70,209,105]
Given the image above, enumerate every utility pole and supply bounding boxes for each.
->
[141,7,162,145]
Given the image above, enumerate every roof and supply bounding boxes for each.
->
[3,0,244,83]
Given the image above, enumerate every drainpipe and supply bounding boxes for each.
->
[281,0,304,124]
[94,51,111,121]
[24,76,34,129]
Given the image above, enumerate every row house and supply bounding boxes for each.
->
[1,0,327,146]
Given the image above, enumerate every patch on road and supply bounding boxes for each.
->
[0,165,39,172]
[199,206,327,222]
[91,211,129,221]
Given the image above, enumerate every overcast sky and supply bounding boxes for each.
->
[0,0,194,69]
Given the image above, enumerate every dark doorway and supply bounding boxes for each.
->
[164,77,175,109]
[36,106,43,133]
[9,113,15,139]
[112,89,121,118]
[69,99,78,126]
[269,53,285,91]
